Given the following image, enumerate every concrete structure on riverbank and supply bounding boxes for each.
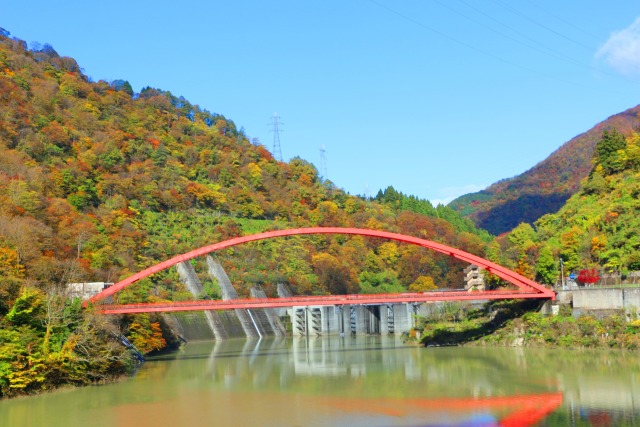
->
[176,261,230,339]
[545,287,640,318]
[173,256,278,339]
[172,258,420,339]
[289,304,415,336]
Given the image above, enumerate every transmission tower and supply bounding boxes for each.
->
[319,145,327,179]
[269,113,283,161]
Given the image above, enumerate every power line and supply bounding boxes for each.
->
[451,0,584,66]
[522,0,601,41]
[365,0,630,95]
[367,0,536,72]
[489,0,594,51]
[445,0,616,77]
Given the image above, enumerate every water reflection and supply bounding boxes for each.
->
[1,337,640,426]
[183,336,640,426]
[183,337,564,426]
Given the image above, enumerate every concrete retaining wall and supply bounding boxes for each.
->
[558,287,640,318]
[624,288,640,313]
[572,289,624,310]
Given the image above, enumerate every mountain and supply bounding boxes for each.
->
[449,105,640,235]
[488,127,640,284]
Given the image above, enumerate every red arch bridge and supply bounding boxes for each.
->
[86,227,555,315]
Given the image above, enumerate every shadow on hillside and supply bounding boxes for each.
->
[474,193,572,235]
[421,299,544,347]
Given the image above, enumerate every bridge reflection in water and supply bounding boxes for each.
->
[181,336,563,426]
[7,335,640,426]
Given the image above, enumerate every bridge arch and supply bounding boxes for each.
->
[87,227,554,305]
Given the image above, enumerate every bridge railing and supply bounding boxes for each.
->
[94,289,549,314]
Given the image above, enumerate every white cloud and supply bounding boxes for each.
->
[429,184,487,207]
[596,17,640,77]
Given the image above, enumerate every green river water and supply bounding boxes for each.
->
[1,336,639,426]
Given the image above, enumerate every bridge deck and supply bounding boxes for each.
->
[95,290,552,314]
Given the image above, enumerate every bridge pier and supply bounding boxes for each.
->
[365,305,380,334]
[352,305,367,334]
[392,304,414,334]
[316,306,340,335]
[340,306,351,335]
[379,305,390,335]
[289,303,416,337]
[291,306,341,336]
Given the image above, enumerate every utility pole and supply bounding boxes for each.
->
[269,113,283,162]
[319,145,327,179]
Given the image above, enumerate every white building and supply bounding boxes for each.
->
[67,282,113,300]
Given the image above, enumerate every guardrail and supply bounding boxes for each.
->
[94,289,550,314]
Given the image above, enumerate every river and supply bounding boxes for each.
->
[1,336,640,426]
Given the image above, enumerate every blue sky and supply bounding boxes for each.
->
[3,1,640,205]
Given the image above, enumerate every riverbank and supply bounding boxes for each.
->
[0,293,140,400]
[411,300,640,350]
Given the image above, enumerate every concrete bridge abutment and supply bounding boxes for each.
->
[290,303,416,337]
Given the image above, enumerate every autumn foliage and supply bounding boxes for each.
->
[0,29,492,397]
[487,128,640,286]
[0,30,491,306]
[449,107,640,234]
[577,268,600,285]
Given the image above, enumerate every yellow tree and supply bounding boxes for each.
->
[0,246,25,278]
[408,276,437,292]
[378,242,400,268]
[0,246,25,314]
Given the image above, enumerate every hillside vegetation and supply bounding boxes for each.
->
[488,128,640,283]
[449,105,640,235]
[0,30,490,397]
[413,301,640,350]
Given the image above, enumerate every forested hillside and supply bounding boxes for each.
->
[0,30,490,397]
[0,29,490,299]
[449,105,640,235]
[374,186,491,241]
[488,129,640,284]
